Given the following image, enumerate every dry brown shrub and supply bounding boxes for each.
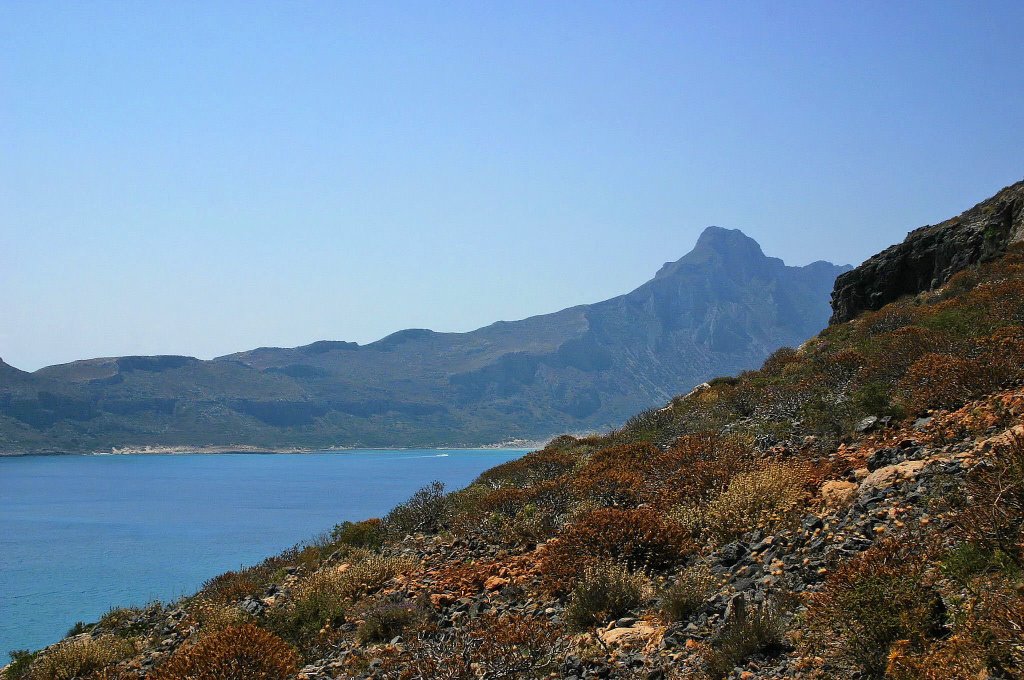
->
[151,624,298,680]
[860,326,946,383]
[897,352,978,412]
[469,613,563,678]
[645,433,753,509]
[570,458,647,508]
[975,326,1024,390]
[885,636,986,680]
[355,594,427,645]
[761,346,803,373]
[199,569,267,605]
[371,613,563,679]
[889,571,1024,679]
[476,446,577,489]
[956,432,1024,567]
[967,279,1024,326]
[974,580,1024,673]
[541,507,691,592]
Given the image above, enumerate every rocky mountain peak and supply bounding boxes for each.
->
[654,226,776,281]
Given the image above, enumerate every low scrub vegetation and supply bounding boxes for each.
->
[151,624,298,680]
[18,239,1024,680]
[660,563,716,622]
[804,542,946,677]
[332,518,385,551]
[384,481,448,536]
[697,462,808,542]
[541,507,691,591]
[564,561,649,630]
[703,601,789,678]
[355,595,426,645]
[16,635,134,680]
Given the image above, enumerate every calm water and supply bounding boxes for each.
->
[0,449,527,654]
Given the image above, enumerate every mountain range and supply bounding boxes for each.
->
[0,227,849,453]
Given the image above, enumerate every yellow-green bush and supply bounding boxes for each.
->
[564,561,649,630]
[336,553,416,601]
[660,563,717,622]
[265,567,349,654]
[331,518,385,551]
[24,635,135,680]
[693,462,807,542]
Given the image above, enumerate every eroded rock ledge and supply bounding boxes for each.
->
[830,179,1024,324]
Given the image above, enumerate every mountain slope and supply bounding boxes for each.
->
[0,228,848,453]
[14,181,1024,679]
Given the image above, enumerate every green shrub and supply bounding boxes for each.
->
[356,595,424,645]
[4,650,38,680]
[96,605,157,638]
[660,564,716,622]
[265,568,348,654]
[565,562,647,630]
[941,542,1020,584]
[703,601,788,678]
[64,622,89,637]
[384,481,448,536]
[331,518,385,551]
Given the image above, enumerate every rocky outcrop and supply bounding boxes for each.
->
[830,179,1024,324]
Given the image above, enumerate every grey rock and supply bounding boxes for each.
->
[855,416,879,433]
[867,447,901,471]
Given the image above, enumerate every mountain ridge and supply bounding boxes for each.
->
[0,228,849,453]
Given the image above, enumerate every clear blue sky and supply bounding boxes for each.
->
[2,1,1022,371]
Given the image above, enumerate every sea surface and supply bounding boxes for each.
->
[0,449,528,655]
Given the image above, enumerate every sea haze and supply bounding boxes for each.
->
[0,449,526,654]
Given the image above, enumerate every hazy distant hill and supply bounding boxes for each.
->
[0,228,849,453]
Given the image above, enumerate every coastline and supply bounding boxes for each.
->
[0,440,546,457]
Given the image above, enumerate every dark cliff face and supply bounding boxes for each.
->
[830,180,1024,324]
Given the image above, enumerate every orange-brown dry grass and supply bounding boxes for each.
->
[540,507,691,593]
[151,624,298,680]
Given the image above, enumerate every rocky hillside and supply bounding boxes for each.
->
[831,179,1024,323]
[0,228,847,454]
[6,182,1024,680]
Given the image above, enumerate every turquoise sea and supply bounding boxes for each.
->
[0,449,527,655]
